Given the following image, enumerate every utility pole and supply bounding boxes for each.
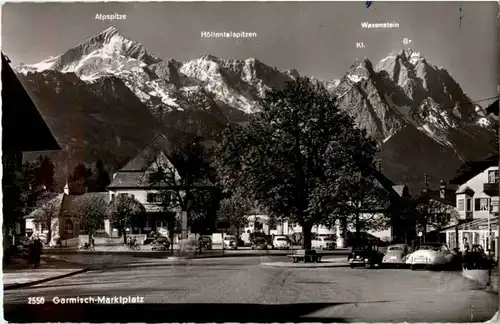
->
[497,0,500,300]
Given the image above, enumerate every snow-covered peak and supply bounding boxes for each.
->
[345,58,374,84]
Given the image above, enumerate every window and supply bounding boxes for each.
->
[111,194,115,202]
[488,170,499,183]
[156,221,168,228]
[457,199,465,211]
[475,198,489,211]
[147,193,162,203]
[64,219,74,232]
[40,222,48,232]
[466,199,472,212]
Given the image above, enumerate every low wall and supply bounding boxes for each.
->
[77,234,148,246]
[462,269,499,292]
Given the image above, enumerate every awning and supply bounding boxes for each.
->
[441,217,499,232]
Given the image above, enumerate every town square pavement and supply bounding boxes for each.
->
[4,256,498,322]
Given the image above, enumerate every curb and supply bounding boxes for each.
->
[259,262,350,268]
[4,268,90,291]
[462,269,499,293]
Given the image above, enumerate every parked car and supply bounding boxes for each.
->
[150,236,170,251]
[251,237,270,250]
[272,236,290,249]
[348,245,384,268]
[405,243,456,270]
[197,235,213,250]
[463,244,495,269]
[382,244,410,268]
[312,236,336,250]
[223,235,238,249]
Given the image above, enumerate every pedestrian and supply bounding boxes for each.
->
[462,237,470,269]
[27,238,34,268]
[33,237,43,268]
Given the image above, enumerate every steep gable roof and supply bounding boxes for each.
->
[2,53,60,152]
[120,133,173,171]
[486,99,499,116]
[449,155,499,185]
[59,192,109,216]
[24,193,65,219]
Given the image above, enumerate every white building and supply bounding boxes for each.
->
[442,165,499,253]
[106,134,212,240]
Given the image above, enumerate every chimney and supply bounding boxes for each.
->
[439,180,446,200]
[63,181,70,195]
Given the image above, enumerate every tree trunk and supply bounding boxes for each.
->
[88,231,93,243]
[47,220,52,245]
[355,213,361,247]
[122,228,127,244]
[302,222,313,250]
[455,226,459,250]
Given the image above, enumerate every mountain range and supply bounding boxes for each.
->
[15,26,498,193]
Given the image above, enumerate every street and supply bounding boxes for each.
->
[4,256,498,322]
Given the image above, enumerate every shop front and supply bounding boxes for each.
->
[442,216,499,260]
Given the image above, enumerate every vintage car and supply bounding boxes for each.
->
[251,237,270,250]
[463,244,496,269]
[348,245,384,268]
[197,235,213,250]
[311,235,336,250]
[272,236,291,249]
[223,235,238,249]
[382,244,410,268]
[405,242,456,270]
[150,236,170,251]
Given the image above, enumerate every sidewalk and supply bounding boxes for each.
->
[462,268,499,292]
[3,257,86,290]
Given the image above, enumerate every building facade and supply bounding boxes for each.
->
[106,134,184,239]
[442,166,499,254]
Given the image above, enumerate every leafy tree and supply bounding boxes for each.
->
[215,77,379,249]
[333,172,393,247]
[33,192,62,245]
[89,159,111,192]
[148,137,214,239]
[75,194,109,242]
[108,195,145,243]
[22,155,56,206]
[217,188,253,239]
[3,154,29,263]
[69,162,93,193]
[414,197,458,242]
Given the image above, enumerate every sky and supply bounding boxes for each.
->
[2,2,498,106]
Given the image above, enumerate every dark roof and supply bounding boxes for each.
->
[2,53,60,152]
[456,185,475,195]
[24,193,64,219]
[486,99,499,116]
[108,171,171,189]
[415,190,456,207]
[109,133,214,189]
[59,192,109,216]
[120,133,173,171]
[449,155,499,185]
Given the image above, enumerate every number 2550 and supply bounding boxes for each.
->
[28,297,45,304]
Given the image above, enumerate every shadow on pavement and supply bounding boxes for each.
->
[4,302,391,322]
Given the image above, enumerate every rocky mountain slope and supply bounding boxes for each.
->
[16,27,497,193]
